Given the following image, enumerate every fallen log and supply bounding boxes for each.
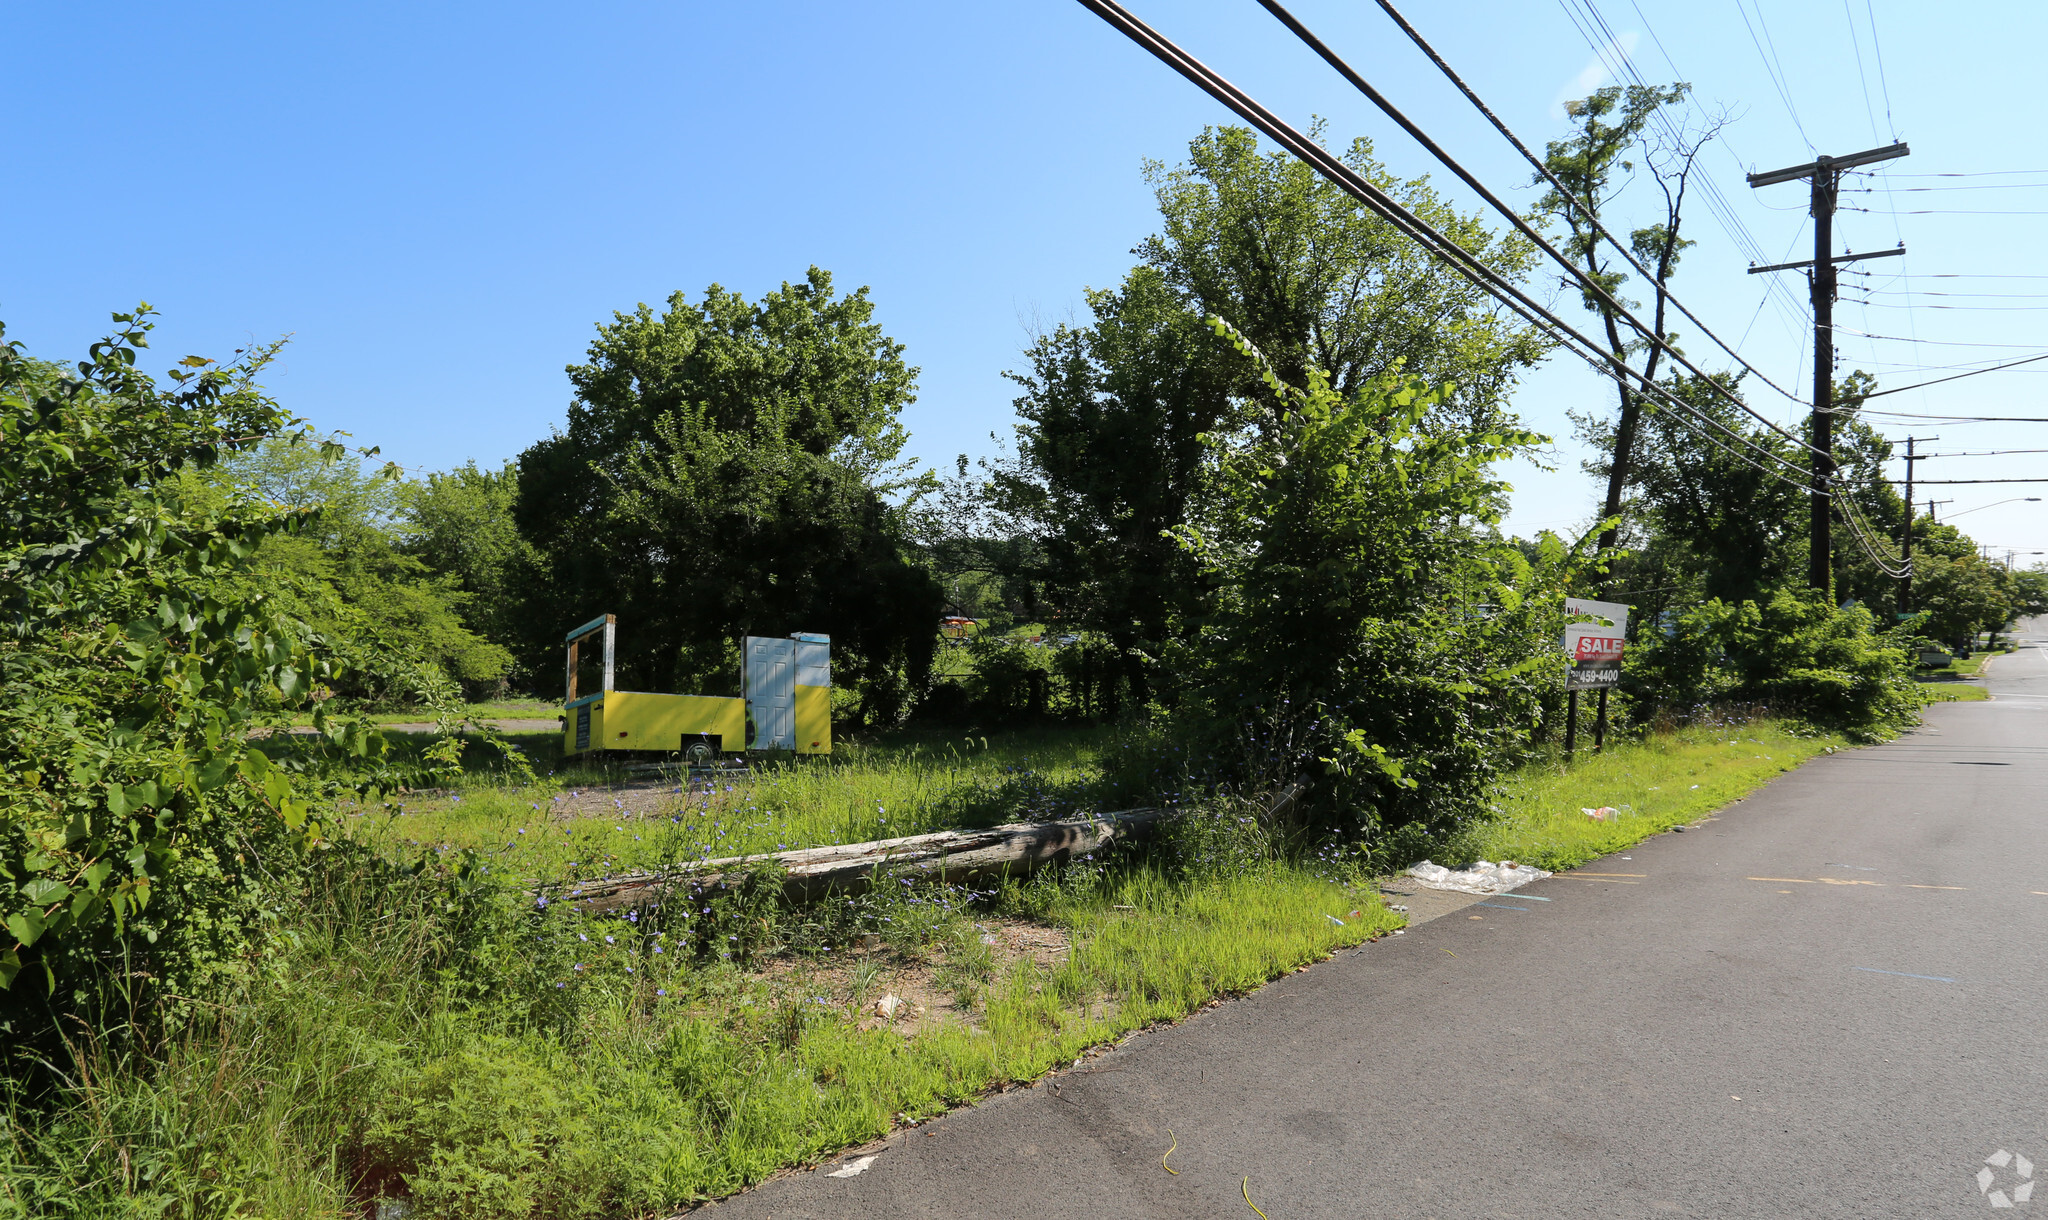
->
[558,807,1167,914]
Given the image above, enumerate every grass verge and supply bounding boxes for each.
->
[1454,721,1845,873]
[3,794,1391,1217]
[2,717,1870,1216]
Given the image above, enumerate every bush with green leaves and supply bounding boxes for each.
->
[1162,319,1577,851]
[0,311,483,1059]
[1627,588,1919,738]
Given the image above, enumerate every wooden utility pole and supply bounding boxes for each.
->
[1898,435,1938,615]
[1747,141,1909,596]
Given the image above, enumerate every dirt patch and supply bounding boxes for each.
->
[750,916,1077,1038]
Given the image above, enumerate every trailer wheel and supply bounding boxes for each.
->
[682,737,717,767]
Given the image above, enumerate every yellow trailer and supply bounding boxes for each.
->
[560,615,830,761]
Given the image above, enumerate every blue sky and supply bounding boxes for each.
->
[8,1,2048,561]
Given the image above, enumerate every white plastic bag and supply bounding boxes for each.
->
[1406,859,1551,895]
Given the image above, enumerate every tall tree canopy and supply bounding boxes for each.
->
[513,269,940,723]
[987,125,1546,713]
[1139,124,1545,426]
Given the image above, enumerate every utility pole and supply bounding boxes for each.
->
[1899,435,1938,615]
[1748,141,1909,597]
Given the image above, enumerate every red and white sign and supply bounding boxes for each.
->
[1563,598,1631,691]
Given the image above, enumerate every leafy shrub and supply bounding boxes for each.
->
[1159,321,1577,851]
[0,312,510,1075]
[1627,589,1918,738]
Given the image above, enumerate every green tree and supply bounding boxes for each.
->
[1167,320,1564,847]
[2010,564,2048,622]
[1573,371,1807,637]
[1910,520,2011,649]
[1140,124,1544,427]
[1539,83,1714,565]
[0,310,417,1027]
[402,460,534,659]
[992,266,1229,708]
[986,126,1547,717]
[513,270,941,722]
[218,440,513,701]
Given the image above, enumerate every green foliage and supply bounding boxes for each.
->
[1628,589,1919,738]
[992,266,1224,702]
[978,125,1547,725]
[1910,519,2016,647]
[1451,719,1841,871]
[402,460,536,661]
[3,788,1393,1217]
[512,269,942,722]
[1141,124,1544,426]
[0,311,385,1018]
[2010,565,2048,620]
[1595,372,1803,608]
[1165,319,1570,845]
[1536,82,1694,318]
[215,439,514,702]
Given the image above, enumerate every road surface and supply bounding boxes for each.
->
[713,633,2048,1218]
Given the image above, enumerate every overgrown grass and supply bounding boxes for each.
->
[289,698,566,727]
[1918,678,1989,702]
[7,716,1869,1217]
[347,726,1117,882]
[0,845,1390,1217]
[1448,721,1843,873]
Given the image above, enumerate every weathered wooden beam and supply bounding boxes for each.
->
[558,807,1167,914]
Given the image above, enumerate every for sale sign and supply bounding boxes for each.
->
[1563,597,1630,691]
[1564,624,1625,689]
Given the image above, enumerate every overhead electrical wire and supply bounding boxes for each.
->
[1730,0,1813,149]
[1068,0,1830,501]
[1851,182,2048,192]
[1842,299,2048,312]
[1907,449,2048,458]
[1862,0,1896,136]
[1836,327,2048,350]
[1854,353,2048,396]
[1838,495,1910,575]
[1842,0,1882,145]
[1550,0,1814,339]
[1351,0,1813,409]
[1255,0,1825,451]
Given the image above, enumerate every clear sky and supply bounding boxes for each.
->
[8,1,2048,565]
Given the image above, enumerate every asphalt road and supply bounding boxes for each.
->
[712,634,2048,1218]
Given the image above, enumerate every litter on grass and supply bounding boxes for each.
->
[826,1155,877,1178]
[1406,859,1552,895]
[1581,805,1618,822]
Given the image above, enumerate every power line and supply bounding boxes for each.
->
[1731,0,1813,148]
[1070,0,1828,500]
[1858,351,2048,399]
[1842,0,1882,145]
[1557,0,1814,338]
[1906,449,2048,458]
[1851,183,2048,192]
[1862,0,1897,137]
[1851,208,2048,216]
[1838,328,2048,349]
[1259,0,1825,448]
[1843,299,2048,312]
[1361,0,1816,408]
